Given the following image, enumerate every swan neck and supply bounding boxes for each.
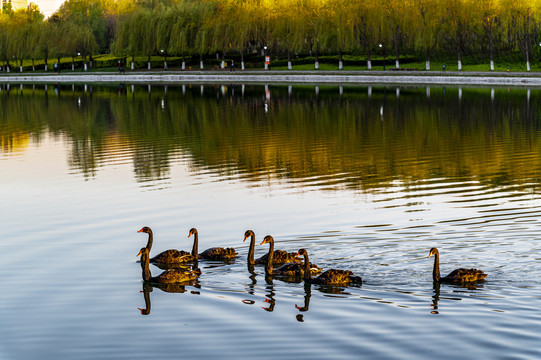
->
[146,231,153,251]
[265,240,274,275]
[303,253,311,280]
[141,253,151,281]
[432,252,441,282]
[247,234,255,265]
[191,231,199,259]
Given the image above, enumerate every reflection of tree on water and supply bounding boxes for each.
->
[3,84,541,192]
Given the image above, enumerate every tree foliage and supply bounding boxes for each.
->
[3,0,541,70]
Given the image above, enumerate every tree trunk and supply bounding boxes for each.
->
[394,37,400,69]
[131,54,135,70]
[425,47,430,70]
[200,54,204,70]
[526,45,530,71]
[241,51,245,70]
[19,58,23,72]
[489,29,494,71]
[314,47,319,70]
[72,56,75,71]
[32,59,35,71]
[147,55,151,70]
[367,46,371,70]
[338,49,343,70]
[287,50,292,70]
[221,51,225,69]
[457,27,462,71]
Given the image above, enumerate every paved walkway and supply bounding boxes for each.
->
[1,70,541,86]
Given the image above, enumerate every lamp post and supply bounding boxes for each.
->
[264,46,269,70]
[379,43,385,71]
[161,49,167,70]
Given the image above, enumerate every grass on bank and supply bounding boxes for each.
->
[3,54,541,73]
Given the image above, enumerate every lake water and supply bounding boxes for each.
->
[1,82,541,359]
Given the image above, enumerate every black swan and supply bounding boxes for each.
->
[137,226,196,265]
[244,230,301,265]
[428,247,487,283]
[297,248,362,285]
[190,228,238,260]
[137,247,201,284]
[260,236,321,277]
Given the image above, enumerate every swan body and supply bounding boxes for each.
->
[138,247,201,284]
[428,247,487,283]
[244,230,302,266]
[138,226,196,265]
[260,236,321,278]
[298,249,362,286]
[189,228,238,261]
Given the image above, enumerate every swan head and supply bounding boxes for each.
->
[260,235,274,245]
[137,226,152,234]
[244,230,254,242]
[137,247,149,257]
[297,249,307,257]
[428,247,439,258]
[188,228,198,238]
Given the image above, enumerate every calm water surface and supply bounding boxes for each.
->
[1,83,541,359]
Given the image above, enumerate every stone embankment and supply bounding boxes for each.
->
[1,70,541,86]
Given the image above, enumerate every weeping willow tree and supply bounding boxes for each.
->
[2,0,541,72]
[228,0,257,70]
[155,6,178,70]
[501,0,540,71]
[352,0,381,70]
[193,0,218,70]
[413,0,441,70]
[169,1,196,70]
[0,14,10,71]
[271,0,306,69]
[327,0,356,69]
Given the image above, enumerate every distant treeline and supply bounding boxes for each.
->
[0,0,540,71]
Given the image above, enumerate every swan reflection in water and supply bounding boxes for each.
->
[295,283,312,322]
[262,284,276,312]
[241,263,257,305]
[137,247,201,315]
[429,281,484,315]
[431,282,441,314]
[137,281,201,316]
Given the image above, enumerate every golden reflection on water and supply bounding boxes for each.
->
[1,83,540,195]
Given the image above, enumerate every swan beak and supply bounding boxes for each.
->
[243,235,248,242]
[137,229,143,233]
[259,240,266,245]
[137,249,143,256]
